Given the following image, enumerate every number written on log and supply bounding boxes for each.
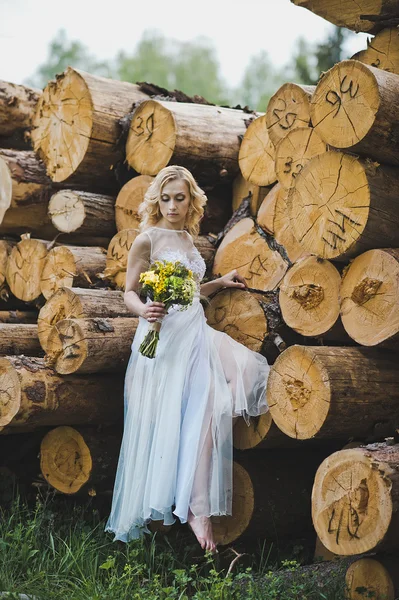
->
[322,209,362,250]
[272,99,297,131]
[325,76,360,118]
[327,478,369,545]
[283,157,304,179]
[131,113,154,140]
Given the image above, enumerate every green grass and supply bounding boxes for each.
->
[0,491,346,600]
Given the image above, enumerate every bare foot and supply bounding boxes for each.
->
[187,509,217,554]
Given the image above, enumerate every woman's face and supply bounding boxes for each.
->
[158,178,191,229]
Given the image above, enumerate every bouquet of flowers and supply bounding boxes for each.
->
[139,260,197,358]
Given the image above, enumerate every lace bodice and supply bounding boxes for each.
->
[144,227,206,293]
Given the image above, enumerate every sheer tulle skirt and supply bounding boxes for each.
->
[105,298,269,542]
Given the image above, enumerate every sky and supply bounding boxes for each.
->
[0,0,369,88]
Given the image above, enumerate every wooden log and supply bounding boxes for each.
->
[0,355,123,431]
[6,235,48,302]
[0,310,37,324]
[232,413,307,450]
[266,83,315,147]
[0,80,41,148]
[0,240,15,287]
[40,425,121,495]
[125,99,255,185]
[200,184,233,234]
[311,61,399,166]
[40,245,107,300]
[267,346,399,441]
[312,443,399,555]
[279,256,343,338]
[257,182,309,264]
[212,448,330,545]
[232,173,255,212]
[352,28,399,75]
[213,218,288,291]
[290,0,399,34]
[340,248,399,349]
[48,190,116,240]
[238,115,277,187]
[345,556,399,600]
[31,67,148,189]
[0,323,42,356]
[205,288,268,352]
[0,155,12,223]
[37,287,133,352]
[45,317,138,374]
[288,151,399,260]
[274,127,327,190]
[115,175,153,232]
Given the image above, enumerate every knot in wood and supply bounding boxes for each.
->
[284,377,311,410]
[351,277,382,306]
[290,284,324,310]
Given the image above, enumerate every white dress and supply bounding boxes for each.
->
[105,227,269,542]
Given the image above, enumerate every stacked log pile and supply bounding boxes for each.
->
[1,5,399,588]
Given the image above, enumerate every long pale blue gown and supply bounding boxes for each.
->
[105,226,269,542]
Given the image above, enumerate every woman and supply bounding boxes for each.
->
[105,165,269,553]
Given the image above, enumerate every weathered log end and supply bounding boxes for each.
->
[0,357,21,427]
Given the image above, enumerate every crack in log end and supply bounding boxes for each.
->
[25,381,46,403]
[290,284,324,310]
[326,476,369,546]
[351,277,383,306]
[284,377,311,410]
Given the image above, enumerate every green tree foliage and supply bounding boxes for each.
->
[234,50,286,111]
[27,29,112,88]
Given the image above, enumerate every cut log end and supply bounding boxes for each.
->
[46,319,88,375]
[275,126,327,190]
[0,357,21,427]
[266,83,314,146]
[345,558,395,600]
[340,248,399,346]
[103,229,139,289]
[238,115,276,187]
[212,462,254,545]
[267,345,330,439]
[32,68,93,182]
[115,175,154,231]
[6,238,48,302]
[311,60,380,149]
[126,100,175,175]
[205,288,268,353]
[40,426,92,494]
[312,447,396,556]
[48,190,86,233]
[280,256,341,336]
[233,412,272,450]
[0,156,12,223]
[40,246,77,300]
[289,152,370,259]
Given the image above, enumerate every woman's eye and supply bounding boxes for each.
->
[161,197,169,202]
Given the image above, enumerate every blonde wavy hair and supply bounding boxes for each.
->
[138,165,207,237]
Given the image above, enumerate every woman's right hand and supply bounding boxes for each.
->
[140,301,167,323]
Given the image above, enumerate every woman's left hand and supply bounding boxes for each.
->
[220,269,247,290]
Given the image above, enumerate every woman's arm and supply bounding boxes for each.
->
[124,233,166,323]
[200,269,247,298]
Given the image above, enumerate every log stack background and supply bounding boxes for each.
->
[1,2,399,595]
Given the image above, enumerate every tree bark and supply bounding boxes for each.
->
[125,99,257,185]
[266,83,315,146]
[288,151,399,260]
[0,80,41,148]
[238,115,277,186]
[0,323,42,356]
[48,190,116,240]
[6,235,48,302]
[0,240,15,287]
[274,126,327,190]
[45,317,138,374]
[311,61,399,166]
[213,218,288,292]
[0,355,123,431]
[267,345,399,441]
[31,67,148,189]
[40,425,121,495]
[40,245,107,300]
[312,443,399,555]
[352,28,399,75]
[37,287,133,352]
[290,0,399,34]
[0,310,37,324]
[340,248,399,349]
[279,256,344,338]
